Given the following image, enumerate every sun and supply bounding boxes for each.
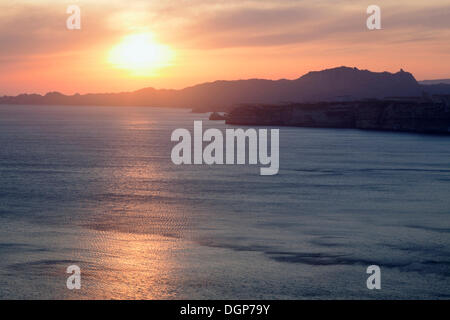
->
[108,33,174,75]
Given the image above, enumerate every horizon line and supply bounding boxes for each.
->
[3,65,444,97]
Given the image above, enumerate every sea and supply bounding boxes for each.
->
[0,104,449,299]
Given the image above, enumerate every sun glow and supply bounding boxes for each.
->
[108,33,174,75]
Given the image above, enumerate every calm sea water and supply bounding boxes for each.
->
[0,105,449,299]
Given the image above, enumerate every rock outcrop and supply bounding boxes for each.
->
[209,112,227,120]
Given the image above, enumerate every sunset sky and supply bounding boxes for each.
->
[1,0,449,95]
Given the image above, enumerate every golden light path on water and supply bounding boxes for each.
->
[64,116,192,299]
[73,231,179,299]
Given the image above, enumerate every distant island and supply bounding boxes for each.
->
[2,66,450,113]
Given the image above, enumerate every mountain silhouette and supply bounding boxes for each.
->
[1,66,444,111]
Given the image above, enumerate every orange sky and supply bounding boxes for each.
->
[1,0,449,95]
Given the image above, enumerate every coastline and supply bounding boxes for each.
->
[225,97,450,134]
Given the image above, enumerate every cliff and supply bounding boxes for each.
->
[225,96,450,134]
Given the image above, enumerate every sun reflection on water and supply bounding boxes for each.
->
[70,231,181,299]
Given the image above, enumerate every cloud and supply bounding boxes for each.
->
[0,1,128,58]
[1,0,449,55]
[146,0,450,49]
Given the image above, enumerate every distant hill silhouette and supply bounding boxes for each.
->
[419,78,450,96]
[2,66,448,111]
[420,79,450,85]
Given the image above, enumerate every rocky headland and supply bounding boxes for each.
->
[225,96,450,134]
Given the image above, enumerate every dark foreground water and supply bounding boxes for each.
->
[0,105,449,299]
